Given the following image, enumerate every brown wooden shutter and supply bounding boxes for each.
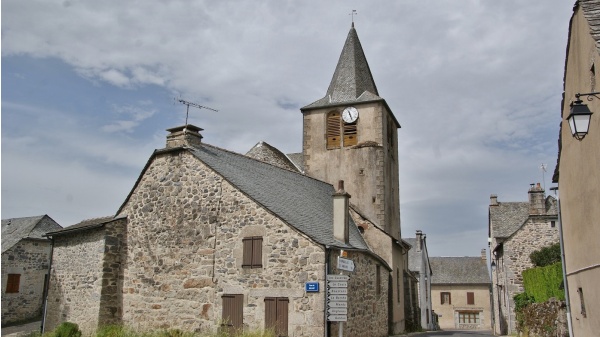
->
[343,122,357,146]
[222,294,243,335]
[440,292,443,305]
[449,292,452,305]
[327,112,341,149]
[276,298,289,337]
[242,238,252,268]
[467,292,474,305]
[252,237,263,268]
[265,297,288,337]
[6,274,20,293]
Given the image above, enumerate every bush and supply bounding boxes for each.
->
[48,322,82,337]
[522,262,565,302]
[530,243,561,267]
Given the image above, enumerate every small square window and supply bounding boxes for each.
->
[551,221,556,228]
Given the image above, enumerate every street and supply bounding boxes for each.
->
[408,330,494,337]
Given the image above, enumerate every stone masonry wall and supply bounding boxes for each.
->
[98,220,127,326]
[1,239,52,325]
[118,149,327,336]
[45,228,106,334]
[328,250,389,337]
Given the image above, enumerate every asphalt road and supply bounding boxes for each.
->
[406,330,494,337]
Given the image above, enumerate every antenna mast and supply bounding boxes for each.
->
[176,98,218,125]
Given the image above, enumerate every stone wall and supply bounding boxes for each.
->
[1,239,52,325]
[495,218,559,333]
[328,250,389,337]
[45,228,106,334]
[518,299,568,337]
[431,284,491,330]
[118,150,328,336]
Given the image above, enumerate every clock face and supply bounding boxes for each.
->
[342,107,359,123]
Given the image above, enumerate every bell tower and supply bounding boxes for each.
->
[300,24,402,239]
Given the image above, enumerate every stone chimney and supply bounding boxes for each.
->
[415,230,423,252]
[490,194,498,206]
[528,183,546,215]
[166,125,203,149]
[332,180,351,244]
[481,248,487,261]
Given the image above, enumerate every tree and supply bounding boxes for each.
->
[529,243,561,267]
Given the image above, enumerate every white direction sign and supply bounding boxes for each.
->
[328,315,347,322]
[328,301,347,308]
[326,274,349,281]
[328,308,347,315]
[337,257,355,272]
[329,288,347,295]
[327,281,347,288]
[328,295,348,301]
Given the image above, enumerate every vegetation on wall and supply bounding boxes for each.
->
[522,262,564,302]
[529,243,561,267]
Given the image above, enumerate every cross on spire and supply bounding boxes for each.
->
[349,10,357,26]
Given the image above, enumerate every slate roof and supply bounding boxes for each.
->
[579,0,600,53]
[45,216,118,236]
[302,25,383,110]
[286,153,304,172]
[188,143,369,250]
[1,215,62,253]
[245,141,301,172]
[404,238,421,273]
[489,202,529,238]
[430,257,490,285]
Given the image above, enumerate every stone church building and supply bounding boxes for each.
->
[44,25,408,337]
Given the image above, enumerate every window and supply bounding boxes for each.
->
[550,221,556,228]
[222,294,243,335]
[242,237,263,268]
[326,112,341,149]
[467,292,475,305]
[376,265,381,295]
[441,292,451,305]
[326,110,358,149]
[459,311,480,324]
[6,274,20,293]
[578,287,587,318]
[396,268,401,303]
[265,297,288,337]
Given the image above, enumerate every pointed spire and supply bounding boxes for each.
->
[326,26,379,103]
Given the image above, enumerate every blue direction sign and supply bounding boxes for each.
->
[305,282,320,292]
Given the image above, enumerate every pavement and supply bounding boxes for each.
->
[1,321,42,337]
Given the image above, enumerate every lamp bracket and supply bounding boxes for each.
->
[575,92,600,102]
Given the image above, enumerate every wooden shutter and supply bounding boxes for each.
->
[467,292,474,305]
[6,274,20,293]
[242,238,253,268]
[449,292,452,305]
[222,294,243,335]
[327,112,341,149]
[252,237,263,268]
[343,122,357,146]
[440,292,443,305]
[265,297,288,337]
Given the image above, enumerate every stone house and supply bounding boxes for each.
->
[488,183,559,335]
[404,230,433,331]
[1,215,62,325]
[429,253,491,330]
[43,24,409,337]
[552,1,600,335]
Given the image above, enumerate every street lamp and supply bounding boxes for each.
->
[567,92,597,140]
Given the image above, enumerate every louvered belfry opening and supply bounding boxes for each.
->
[221,294,243,335]
[265,297,289,337]
[327,111,341,149]
[327,110,358,148]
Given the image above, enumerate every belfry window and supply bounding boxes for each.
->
[326,110,358,148]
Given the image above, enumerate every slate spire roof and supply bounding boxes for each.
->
[302,25,383,109]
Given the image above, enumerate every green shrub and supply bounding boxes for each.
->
[514,292,535,312]
[529,243,561,267]
[522,262,565,302]
[48,322,82,337]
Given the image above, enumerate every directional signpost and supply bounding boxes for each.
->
[327,274,349,323]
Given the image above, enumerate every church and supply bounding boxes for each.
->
[43,24,409,337]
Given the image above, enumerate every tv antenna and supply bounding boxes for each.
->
[539,163,547,190]
[175,98,218,125]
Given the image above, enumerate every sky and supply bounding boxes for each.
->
[2,0,575,257]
